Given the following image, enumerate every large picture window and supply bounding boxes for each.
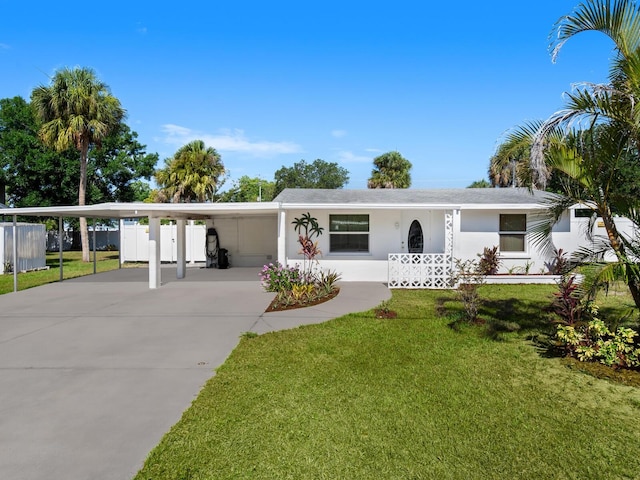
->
[499,214,526,252]
[329,214,369,253]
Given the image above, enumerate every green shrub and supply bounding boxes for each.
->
[477,245,501,275]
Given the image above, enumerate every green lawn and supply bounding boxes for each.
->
[135,285,640,480]
[0,251,122,294]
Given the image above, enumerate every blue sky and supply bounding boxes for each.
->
[0,1,615,190]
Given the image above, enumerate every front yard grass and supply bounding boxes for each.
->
[135,284,640,480]
[0,251,122,294]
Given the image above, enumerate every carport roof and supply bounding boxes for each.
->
[4,201,280,219]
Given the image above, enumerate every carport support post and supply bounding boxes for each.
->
[12,214,17,293]
[59,217,63,282]
[148,216,161,289]
[92,219,97,275]
[277,209,286,265]
[176,219,186,279]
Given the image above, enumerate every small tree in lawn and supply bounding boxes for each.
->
[292,212,323,283]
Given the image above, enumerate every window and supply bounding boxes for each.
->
[329,214,369,252]
[499,214,526,252]
[574,208,593,218]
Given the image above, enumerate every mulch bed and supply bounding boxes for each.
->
[265,287,340,313]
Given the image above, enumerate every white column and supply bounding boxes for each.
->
[176,219,186,279]
[277,209,286,266]
[148,216,161,289]
[12,215,17,293]
[189,220,195,264]
[118,219,124,268]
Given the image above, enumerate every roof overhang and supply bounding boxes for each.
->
[3,202,281,220]
[279,202,547,210]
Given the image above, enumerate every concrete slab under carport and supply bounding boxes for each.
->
[0,266,390,480]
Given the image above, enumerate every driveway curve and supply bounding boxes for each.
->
[0,266,390,480]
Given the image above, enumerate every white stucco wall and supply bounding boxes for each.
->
[121,215,277,267]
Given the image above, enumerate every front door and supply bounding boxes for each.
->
[408,219,424,253]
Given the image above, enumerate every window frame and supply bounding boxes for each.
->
[498,213,527,253]
[328,214,370,254]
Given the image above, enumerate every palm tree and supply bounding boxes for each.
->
[531,0,640,188]
[155,140,225,202]
[31,67,125,262]
[528,123,640,307]
[524,0,640,307]
[367,151,412,189]
[489,129,536,187]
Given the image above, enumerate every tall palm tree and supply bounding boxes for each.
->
[155,140,225,202]
[367,151,412,189]
[31,67,125,262]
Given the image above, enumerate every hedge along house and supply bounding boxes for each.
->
[4,187,629,290]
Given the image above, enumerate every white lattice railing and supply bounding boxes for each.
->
[388,253,454,289]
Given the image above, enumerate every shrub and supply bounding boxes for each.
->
[546,248,569,275]
[452,258,485,323]
[552,275,585,328]
[556,317,640,370]
[259,262,302,292]
[315,269,341,296]
[477,246,501,275]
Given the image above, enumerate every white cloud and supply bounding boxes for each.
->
[160,124,302,155]
[337,150,372,163]
[365,148,382,153]
[0,43,10,50]
[136,23,148,35]
[331,129,347,138]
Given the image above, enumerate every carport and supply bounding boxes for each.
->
[4,202,283,290]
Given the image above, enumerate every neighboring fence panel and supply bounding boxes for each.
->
[1,223,47,274]
[46,230,120,251]
[388,253,453,289]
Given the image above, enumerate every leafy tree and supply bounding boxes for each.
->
[88,122,157,203]
[0,96,78,209]
[31,67,125,261]
[367,151,412,188]
[467,179,492,188]
[0,96,156,230]
[273,159,349,196]
[220,175,275,202]
[155,140,225,202]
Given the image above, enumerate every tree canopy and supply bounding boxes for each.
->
[367,151,412,189]
[220,176,276,202]
[155,140,225,202]
[273,159,349,196]
[0,96,155,210]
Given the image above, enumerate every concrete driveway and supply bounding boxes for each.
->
[0,266,390,480]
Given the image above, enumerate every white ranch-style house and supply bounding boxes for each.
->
[5,188,633,289]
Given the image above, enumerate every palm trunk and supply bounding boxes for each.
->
[600,207,640,308]
[79,142,90,262]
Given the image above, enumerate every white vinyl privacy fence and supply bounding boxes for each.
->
[120,223,207,263]
[0,223,46,274]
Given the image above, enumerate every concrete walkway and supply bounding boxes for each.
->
[0,266,390,480]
